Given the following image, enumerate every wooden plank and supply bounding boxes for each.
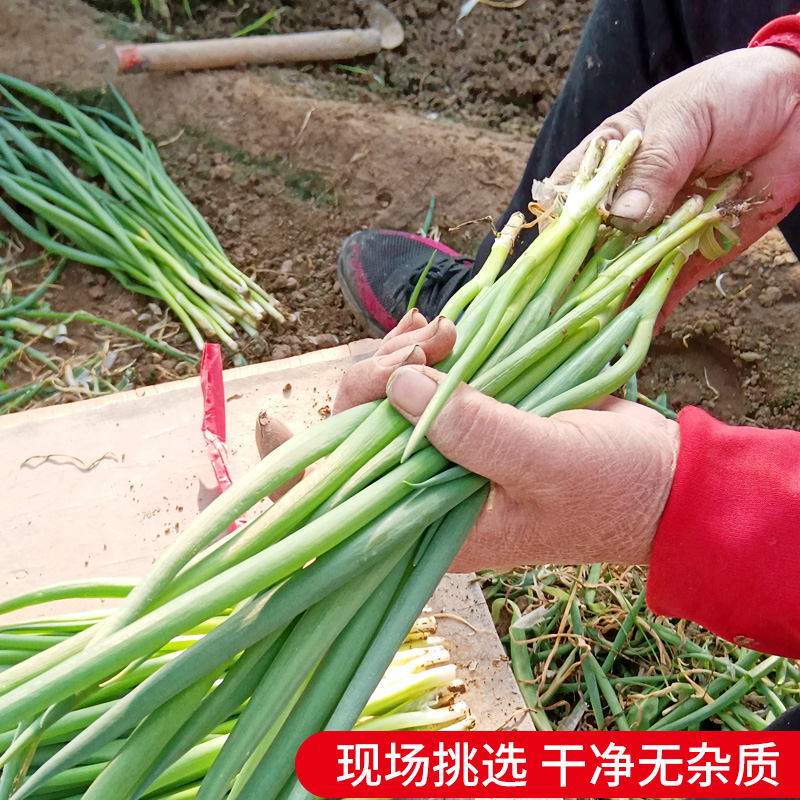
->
[0,341,376,603]
[0,341,532,733]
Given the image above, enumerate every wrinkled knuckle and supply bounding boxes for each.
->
[433,388,497,453]
[598,108,643,140]
[349,359,377,388]
[440,389,488,442]
[636,140,681,175]
[333,362,380,413]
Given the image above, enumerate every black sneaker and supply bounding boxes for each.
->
[337,230,477,336]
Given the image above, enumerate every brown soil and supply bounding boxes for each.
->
[92,0,590,137]
[2,0,800,429]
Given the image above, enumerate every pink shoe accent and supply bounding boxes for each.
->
[390,230,462,258]
[350,243,401,332]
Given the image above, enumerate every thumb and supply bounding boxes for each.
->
[386,365,547,487]
[607,109,706,232]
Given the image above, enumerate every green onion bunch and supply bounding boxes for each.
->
[0,132,743,798]
[0,255,196,414]
[484,564,799,732]
[0,596,467,799]
[0,74,283,352]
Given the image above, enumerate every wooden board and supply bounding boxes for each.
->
[0,341,532,735]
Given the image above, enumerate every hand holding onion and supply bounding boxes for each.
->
[331,310,679,572]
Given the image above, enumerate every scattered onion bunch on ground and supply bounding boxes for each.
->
[483,564,800,732]
[0,595,469,799]
[0,74,283,351]
[0,132,744,799]
[0,254,196,414]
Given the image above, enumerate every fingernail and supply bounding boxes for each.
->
[255,411,294,459]
[392,308,416,332]
[407,308,424,328]
[412,316,440,341]
[609,188,651,221]
[386,366,438,418]
[377,343,418,368]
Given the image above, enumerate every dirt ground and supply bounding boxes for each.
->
[2,0,800,429]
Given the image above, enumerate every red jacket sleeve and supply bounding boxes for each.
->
[749,12,800,57]
[647,407,800,658]
[648,9,800,661]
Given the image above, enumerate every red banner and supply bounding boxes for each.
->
[296,732,800,797]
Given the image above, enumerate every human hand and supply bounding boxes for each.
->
[331,312,681,573]
[253,308,456,500]
[551,46,800,322]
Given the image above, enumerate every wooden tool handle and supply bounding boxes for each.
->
[117,29,382,74]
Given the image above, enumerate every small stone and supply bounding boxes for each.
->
[88,285,106,300]
[212,152,229,165]
[739,351,765,362]
[313,333,338,349]
[726,326,742,341]
[224,214,240,233]
[274,275,298,291]
[186,153,198,167]
[759,286,782,307]
[731,260,750,277]
[248,339,268,358]
[280,259,294,273]
[272,344,293,361]
[211,163,234,181]
[700,320,717,335]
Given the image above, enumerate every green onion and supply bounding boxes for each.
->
[0,132,748,794]
[488,564,794,731]
[0,74,283,351]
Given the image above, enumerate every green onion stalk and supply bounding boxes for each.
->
[0,131,744,798]
[0,601,470,799]
[0,74,283,351]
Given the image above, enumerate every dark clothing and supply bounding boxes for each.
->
[475,0,800,268]
[767,705,800,730]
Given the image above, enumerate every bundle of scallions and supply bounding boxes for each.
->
[0,74,283,351]
[0,255,198,414]
[0,602,469,799]
[0,131,743,799]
